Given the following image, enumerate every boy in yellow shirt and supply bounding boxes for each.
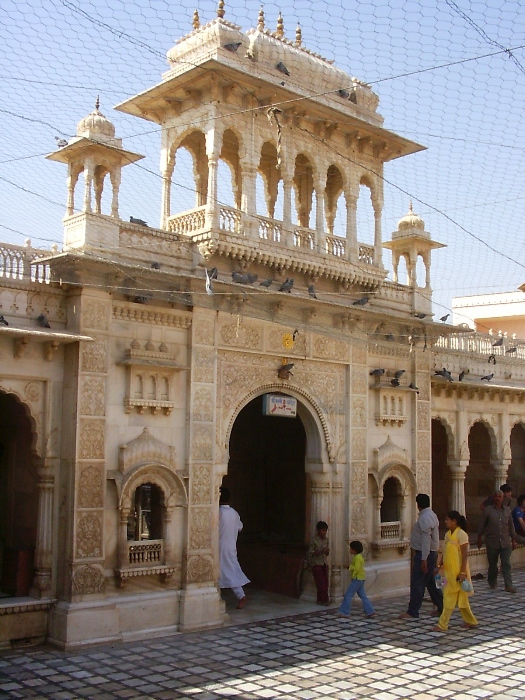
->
[339,540,375,618]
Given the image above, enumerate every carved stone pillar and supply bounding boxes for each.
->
[399,494,407,540]
[205,129,220,230]
[160,159,174,229]
[493,462,509,492]
[109,168,121,219]
[374,496,382,541]
[66,163,76,217]
[372,195,383,267]
[310,476,331,533]
[240,163,257,237]
[330,481,343,599]
[344,192,358,260]
[314,183,326,252]
[163,506,173,565]
[82,158,95,213]
[31,465,55,597]
[449,460,467,514]
[118,509,129,570]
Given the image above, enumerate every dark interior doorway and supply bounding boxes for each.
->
[0,392,38,597]
[223,394,307,597]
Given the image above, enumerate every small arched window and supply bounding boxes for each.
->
[127,483,162,541]
[381,476,400,523]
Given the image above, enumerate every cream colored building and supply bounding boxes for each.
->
[1,5,525,649]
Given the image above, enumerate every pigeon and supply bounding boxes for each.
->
[276,61,290,76]
[337,89,349,99]
[385,333,395,341]
[459,371,465,382]
[307,284,317,299]
[55,136,68,148]
[130,216,148,226]
[207,267,218,280]
[492,337,504,347]
[205,268,214,296]
[151,262,161,270]
[292,329,299,341]
[259,278,274,288]
[133,295,149,304]
[434,368,453,381]
[440,314,450,323]
[488,354,497,365]
[506,347,517,354]
[409,382,419,392]
[413,312,427,319]
[353,296,369,306]
[394,369,405,378]
[232,271,257,284]
[481,373,494,381]
[278,278,294,293]
[0,315,8,326]
[37,313,51,328]
[223,42,242,52]
[278,363,294,379]
[390,378,400,387]
[369,369,385,376]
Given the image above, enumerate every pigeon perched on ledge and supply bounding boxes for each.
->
[130,216,148,226]
[0,315,8,326]
[353,296,369,306]
[37,313,50,328]
[278,278,294,293]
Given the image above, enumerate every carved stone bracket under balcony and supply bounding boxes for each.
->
[115,564,180,586]
[370,538,410,557]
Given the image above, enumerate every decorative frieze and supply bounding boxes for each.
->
[186,554,214,583]
[189,507,212,550]
[191,425,214,462]
[191,465,213,504]
[77,465,104,508]
[72,564,105,595]
[81,338,108,373]
[113,304,191,328]
[78,419,105,460]
[219,321,262,349]
[191,387,214,422]
[80,376,106,416]
[83,299,109,330]
[75,512,103,559]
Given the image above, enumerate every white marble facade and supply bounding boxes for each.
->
[1,5,525,649]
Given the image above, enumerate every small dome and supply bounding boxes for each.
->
[76,98,116,139]
[397,202,424,231]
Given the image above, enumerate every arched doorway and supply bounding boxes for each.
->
[432,418,452,530]
[223,394,307,597]
[0,392,39,597]
[465,421,494,532]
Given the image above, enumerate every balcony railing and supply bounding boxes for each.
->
[257,215,282,243]
[358,244,374,265]
[127,539,163,565]
[167,206,206,234]
[435,332,525,360]
[380,521,401,540]
[293,226,316,250]
[326,235,346,258]
[0,242,51,283]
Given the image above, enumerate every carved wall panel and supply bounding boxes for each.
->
[194,319,214,345]
[191,464,213,505]
[24,381,41,403]
[75,512,103,558]
[191,425,213,462]
[351,396,366,427]
[417,463,431,493]
[351,462,367,497]
[77,465,104,509]
[417,402,430,428]
[79,419,105,460]
[186,554,214,582]
[189,507,212,549]
[81,339,108,373]
[192,348,215,383]
[351,343,367,365]
[192,387,214,422]
[351,429,366,461]
[267,329,307,356]
[83,299,108,331]
[312,335,348,361]
[351,500,366,533]
[219,321,262,349]
[72,564,105,594]
[351,367,367,394]
[80,376,106,416]
[417,432,430,461]
[417,378,430,402]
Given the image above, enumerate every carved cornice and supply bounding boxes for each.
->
[113,304,192,328]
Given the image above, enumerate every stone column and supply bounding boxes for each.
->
[66,163,76,217]
[117,509,129,570]
[160,158,174,229]
[492,462,509,492]
[163,507,173,566]
[374,496,382,542]
[82,158,95,213]
[449,460,467,514]
[372,194,383,267]
[205,130,220,230]
[330,481,343,599]
[240,162,257,238]
[314,181,326,253]
[310,476,331,533]
[344,192,358,261]
[30,463,55,597]
[109,168,121,219]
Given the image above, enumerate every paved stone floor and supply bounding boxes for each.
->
[2,571,525,700]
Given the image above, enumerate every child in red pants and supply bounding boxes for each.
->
[308,521,330,604]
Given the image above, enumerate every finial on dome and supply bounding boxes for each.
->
[95,95,100,111]
[192,9,200,29]
[257,5,265,30]
[408,200,413,213]
[217,0,225,19]
[295,23,302,46]
[275,11,284,39]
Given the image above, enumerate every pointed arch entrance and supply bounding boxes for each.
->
[0,391,39,597]
[223,392,324,597]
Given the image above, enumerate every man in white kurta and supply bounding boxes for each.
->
[219,488,250,608]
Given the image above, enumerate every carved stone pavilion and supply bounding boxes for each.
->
[1,4,525,649]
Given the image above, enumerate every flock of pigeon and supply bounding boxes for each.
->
[0,314,51,328]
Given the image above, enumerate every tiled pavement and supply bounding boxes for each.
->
[2,572,525,700]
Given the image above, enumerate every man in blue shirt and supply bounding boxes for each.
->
[399,493,443,620]
[511,494,525,545]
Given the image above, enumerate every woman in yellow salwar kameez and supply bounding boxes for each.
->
[434,511,478,632]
